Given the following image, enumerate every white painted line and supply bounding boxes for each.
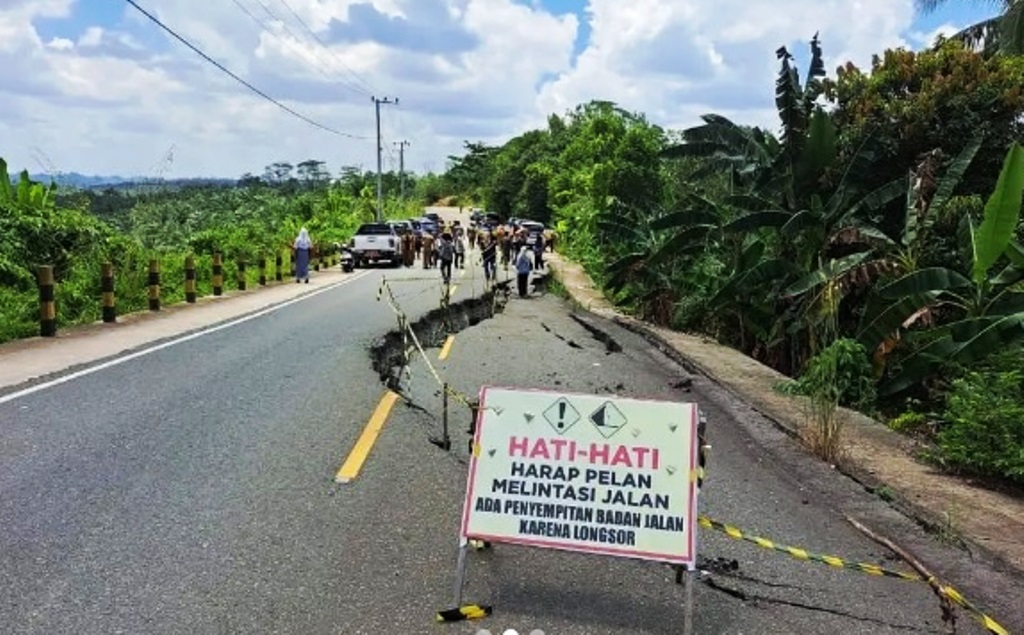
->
[0,270,373,405]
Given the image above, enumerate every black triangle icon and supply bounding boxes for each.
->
[592,405,606,427]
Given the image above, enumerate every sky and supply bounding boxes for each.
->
[0,0,996,179]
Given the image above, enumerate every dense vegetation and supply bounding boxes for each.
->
[439,39,1024,486]
[0,160,425,342]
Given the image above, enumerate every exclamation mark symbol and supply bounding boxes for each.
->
[558,401,566,429]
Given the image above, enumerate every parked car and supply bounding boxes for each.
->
[419,217,438,235]
[388,220,412,236]
[425,211,441,225]
[520,221,545,246]
[349,222,403,267]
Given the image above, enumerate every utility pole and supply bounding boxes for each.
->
[394,140,410,200]
[372,96,398,221]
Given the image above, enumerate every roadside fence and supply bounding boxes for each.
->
[30,245,343,337]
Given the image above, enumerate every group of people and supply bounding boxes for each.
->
[291,218,550,298]
[400,228,466,284]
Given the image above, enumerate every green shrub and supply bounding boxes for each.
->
[938,369,1024,483]
[778,338,877,411]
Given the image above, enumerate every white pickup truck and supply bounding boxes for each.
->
[349,222,403,268]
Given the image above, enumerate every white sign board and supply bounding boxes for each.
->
[460,387,699,566]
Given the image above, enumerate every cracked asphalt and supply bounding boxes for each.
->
[386,289,1017,634]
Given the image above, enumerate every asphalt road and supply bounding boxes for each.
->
[0,206,1014,634]
[0,212,495,634]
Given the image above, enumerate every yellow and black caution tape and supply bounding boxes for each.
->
[698,515,1010,635]
[435,604,492,622]
[377,278,498,415]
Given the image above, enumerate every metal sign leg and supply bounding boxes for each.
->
[682,568,694,635]
[435,540,492,623]
[452,542,469,607]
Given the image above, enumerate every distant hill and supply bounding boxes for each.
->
[21,172,237,190]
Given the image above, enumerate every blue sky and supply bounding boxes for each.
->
[0,0,1001,178]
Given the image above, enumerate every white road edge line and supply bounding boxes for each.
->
[0,270,373,405]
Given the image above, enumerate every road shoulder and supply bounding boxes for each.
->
[0,268,363,393]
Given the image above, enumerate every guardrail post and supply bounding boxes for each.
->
[213,252,223,296]
[237,259,247,291]
[184,255,197,303]
[148,259,160,311]
[38,265,56,337]
[274,253,282,282]
[101,262,116,323]
[258,257,267,286]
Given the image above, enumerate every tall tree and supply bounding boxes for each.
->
[916,0,1024,54]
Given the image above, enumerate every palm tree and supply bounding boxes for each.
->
[917,0,1024,54]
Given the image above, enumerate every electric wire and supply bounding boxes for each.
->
[124,0,366,139]
[228,0,360,94]
[273,0,378,95]
[253,0,371,98]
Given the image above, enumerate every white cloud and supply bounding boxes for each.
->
[908,23,962,48]
[0,0,942,179]
[538,0,917,138]
[46,37,74,51]
[78,26,103,47]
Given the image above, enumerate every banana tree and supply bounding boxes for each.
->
[855,136,983,363]
[873,142,1024,396]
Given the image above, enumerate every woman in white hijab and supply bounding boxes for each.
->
[294,227,312,283]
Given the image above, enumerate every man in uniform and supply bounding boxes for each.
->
[421,230,435,269]
[402,230,414,267]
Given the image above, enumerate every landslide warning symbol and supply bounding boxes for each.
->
[590,401,627,438]
[543,397,580,434]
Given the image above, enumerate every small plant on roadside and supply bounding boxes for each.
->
[778,338,877,412]
[887,411,932,437]
[936,367,1024,484]
[875,485,895,502]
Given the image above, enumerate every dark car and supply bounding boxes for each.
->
[520,221,545,246]
[425,212,441,225]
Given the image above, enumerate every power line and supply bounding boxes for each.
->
[227,0,359,93]
[124,0,365,139]
[273,0,378,96]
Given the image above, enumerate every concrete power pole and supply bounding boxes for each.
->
[394,140,410,200]
[372,96,398,221]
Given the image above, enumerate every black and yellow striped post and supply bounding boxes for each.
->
[38,265,56,337]
[148,259,160,311]
[213,252,224,296]
[236,259,247,291]
[184,255,197,303]
[258,257,267,286]
[101,262,116,323]
[274,253,283,282]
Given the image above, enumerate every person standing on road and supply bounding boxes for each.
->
[515,246,533,298]
[422,231,435,269]
[453,232,466,269]
[438,232,455,284]
[481,234,497,283]
[402,231,415,267]
[534,232,545,270]
[293,227,312,283]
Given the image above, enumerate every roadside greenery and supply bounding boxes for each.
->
[0,160,424,342]
[439,39,1024,485]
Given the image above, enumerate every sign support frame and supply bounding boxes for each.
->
[435,386,705,625]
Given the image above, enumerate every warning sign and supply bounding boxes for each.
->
[460,387,699,566]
